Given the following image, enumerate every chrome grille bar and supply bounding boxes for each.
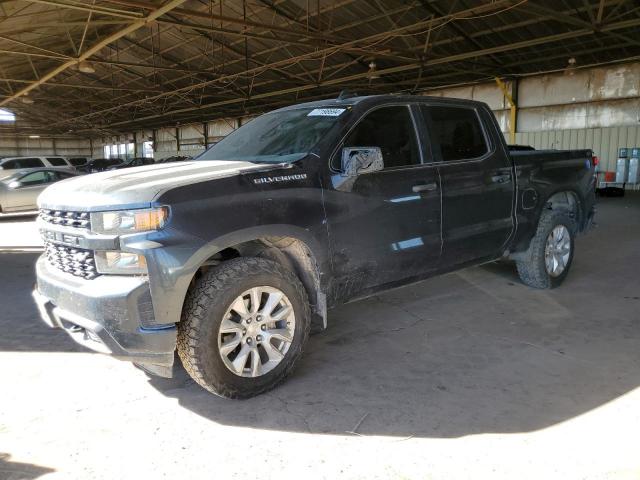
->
[39,209,90,229]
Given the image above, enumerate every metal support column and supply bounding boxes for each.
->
[203,122,209,149]
[495,77,517,144]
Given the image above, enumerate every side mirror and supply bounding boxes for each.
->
[341,147,384,177]
[8,180,21,189]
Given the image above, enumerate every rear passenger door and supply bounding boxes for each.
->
[421,104,514,266]
[327,104,442,300]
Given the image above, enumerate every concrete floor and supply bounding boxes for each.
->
[1,195,639,480]
[0,213,41,250]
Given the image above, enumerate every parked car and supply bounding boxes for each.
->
[0,167,78,214]
[110,157,155,169]
[68,157,90,169]
[0,156,74,171]
[78,158,123,173]
[156,155,191,163]
[33,95,596,399]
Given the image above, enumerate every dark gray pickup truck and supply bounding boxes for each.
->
[33,94,596,398]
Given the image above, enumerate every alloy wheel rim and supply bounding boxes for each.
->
[544,225,571,277]
[218,286,295,378]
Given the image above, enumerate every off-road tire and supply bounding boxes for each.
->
[177,257,310,399]
[516,209,576,289]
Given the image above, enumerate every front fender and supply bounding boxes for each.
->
[131,223,330,329]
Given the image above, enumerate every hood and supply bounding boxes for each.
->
[38,160,267,211]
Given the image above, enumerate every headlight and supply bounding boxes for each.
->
[90,207,168,235]
[95,251,147,275]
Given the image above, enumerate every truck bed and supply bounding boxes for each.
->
[510,148,593,170]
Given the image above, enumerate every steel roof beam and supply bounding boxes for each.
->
[21,0,144,20]
[0,77,164,92]
[45,0,519,123]
[92,15,640,130]
[0,0,189,107]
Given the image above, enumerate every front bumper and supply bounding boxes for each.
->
[33,255,176,368]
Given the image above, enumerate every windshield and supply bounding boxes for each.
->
[197,106,349,163]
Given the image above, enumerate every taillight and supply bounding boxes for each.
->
[592,155,599,167]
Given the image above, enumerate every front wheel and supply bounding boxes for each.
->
[516,210,576,289]
[177,257,310,399]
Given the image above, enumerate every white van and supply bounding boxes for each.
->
[0,156,74,171]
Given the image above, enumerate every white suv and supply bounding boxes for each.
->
[0,156,74,171]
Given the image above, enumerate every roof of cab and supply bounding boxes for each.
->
[273,93,489,113]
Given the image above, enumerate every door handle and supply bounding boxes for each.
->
[412,182,438,193]
[491,174,511,184]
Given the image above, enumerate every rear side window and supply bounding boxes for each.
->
[69,158,87,166]
[2,158,45,169]
[1,160,19,169]
[422,106,488,161]
[343,105,420,169]
[46,157,67,166]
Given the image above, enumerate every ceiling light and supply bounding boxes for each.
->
[368,61,380,80]
[564,57,577,76]
[78,61,95,74]
[29,135,40,138]
[20,94,34,104]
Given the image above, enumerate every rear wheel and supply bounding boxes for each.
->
[177,257,310,398]
[516,210,576,289]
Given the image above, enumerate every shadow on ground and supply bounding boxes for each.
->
[0,213,37,223]
[148,195,640,438]
[0,251,85,352]
[0,453,54,480]
[3,196,640,438]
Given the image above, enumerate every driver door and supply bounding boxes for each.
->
[326,104,442,303]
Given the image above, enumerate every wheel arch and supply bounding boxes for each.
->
[179,225,328,332]
[544,190,582,225]
[510,189,582,262]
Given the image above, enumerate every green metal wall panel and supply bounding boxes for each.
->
[513,125,640,172]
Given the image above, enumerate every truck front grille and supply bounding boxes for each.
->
[44,242,99,280]
[39,209,90,229]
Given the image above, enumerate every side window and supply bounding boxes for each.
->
[46,157,67,166]
[423,106,488,161]
[1,158,43,169]
[19,171,54,186]
[22,158,45,168]
[344,106,420,169]
[2,160,18,169]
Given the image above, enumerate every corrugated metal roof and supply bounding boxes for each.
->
[1,0,639,135]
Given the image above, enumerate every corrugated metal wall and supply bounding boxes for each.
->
[513,126,640,172]
[0,136,92,157]
[2,61,638,166]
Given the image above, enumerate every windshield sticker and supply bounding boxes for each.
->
[307,108,346,117]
